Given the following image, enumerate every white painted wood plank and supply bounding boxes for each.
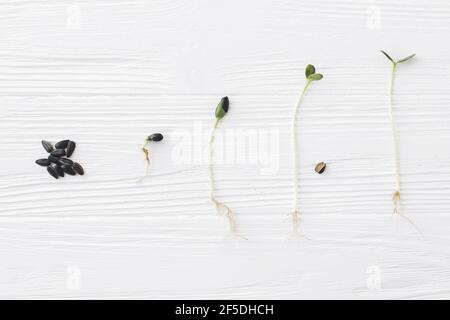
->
[1,0,450,299]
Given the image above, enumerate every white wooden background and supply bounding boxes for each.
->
[1,0,450,299]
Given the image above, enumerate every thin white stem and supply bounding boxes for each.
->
[383,53,418,230]
[388,63,401,192]
[208,118,219,200]
[208,118,236,233]
[291,80,311,221]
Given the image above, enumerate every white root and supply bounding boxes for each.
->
[392,190,400,215]
[143,146,150,176]
[290,80,311,235]
[136,141,151,183]
[208,119,238,235]
[388,63,402,215]
[211,197,235,233]
[388,60,421,235]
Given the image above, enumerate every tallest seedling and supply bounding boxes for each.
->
[290,65,323,234]
[380,50,415,215]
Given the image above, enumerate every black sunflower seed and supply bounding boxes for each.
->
[66,141,76,158]
[47,165,59,179]
[48,155,61,164]
[73,162,84,175]
[35,158,50,167]
[41,140,54,153]
[148,133,164,142]
[55,140,70,149]
[52,164,65,177]
[59,158,74,166]
[61,164,76,175]
[51,149,66,157]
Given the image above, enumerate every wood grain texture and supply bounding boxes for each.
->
[1,0,450,299]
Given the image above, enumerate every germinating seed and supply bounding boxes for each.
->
[315,162,326,174]
[209,96,237,235]
[47,165,59,179]
[73,163,84,175]
[59,158,74,166]
[41,140,54,153]
[61,164,76,175]
[66,141,76,158]
[51,149,66,157]
[35,159,50,167]
[140,133,164,179]
[55,140,70,149]
[148,133,164,142]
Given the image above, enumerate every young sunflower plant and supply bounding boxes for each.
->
[380,50,415,215]
[290,64,323,236]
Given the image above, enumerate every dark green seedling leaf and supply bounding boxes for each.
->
[308,73,323,81]
[380,50,394,63]
[215,96,229,120]
[305,64,315,78]
[397,53,416,64]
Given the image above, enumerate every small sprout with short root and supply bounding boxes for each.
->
[141,133,164,178]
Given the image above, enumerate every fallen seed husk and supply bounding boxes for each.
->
[47,165,59,179]
[148,133,164,142]
[59,158,74,166]
[66,141,76,157]
[35,158,50,167]
[73,162,84,175]
[41,140,54,153]
[51,149,66,157]
[315,162,326,174]
[61,164,76,175]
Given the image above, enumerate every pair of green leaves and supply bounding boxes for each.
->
[305,64,323,81]
[215,96,230,120]
[380,50,415,64]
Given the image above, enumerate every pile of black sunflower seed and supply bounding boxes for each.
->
[36,140,84,179]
